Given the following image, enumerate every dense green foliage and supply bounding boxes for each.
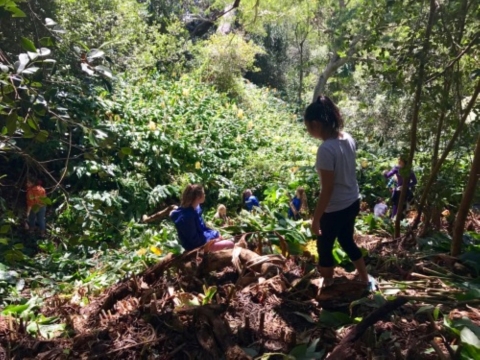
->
[0,0,479,356]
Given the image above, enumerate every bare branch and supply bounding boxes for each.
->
[426,31,480,83]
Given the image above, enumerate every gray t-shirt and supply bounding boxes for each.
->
[315,132,360,213]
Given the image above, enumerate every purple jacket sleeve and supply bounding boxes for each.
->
[384,167,398,179]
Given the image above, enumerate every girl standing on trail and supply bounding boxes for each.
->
[304,95,369,287]
[288,187,308,220]
[170,184,234,252]
[383,156,417,218]
[26,178,47,237]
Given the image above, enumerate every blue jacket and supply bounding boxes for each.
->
[288,197,302,219]
[245,195,259,211]
[170,206,219,251]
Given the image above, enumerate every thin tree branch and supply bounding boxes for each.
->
[426,31,479,83]
[51,130,72,193]
[413,77,480,231]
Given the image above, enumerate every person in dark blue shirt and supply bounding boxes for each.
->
[288,187,308,220]
[170,184,234,252]
[243,189,260,211]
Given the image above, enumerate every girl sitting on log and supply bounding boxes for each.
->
[213,204,230,226]
[304,95,369,287]
[170,184,234,252]
[288,186,308,220]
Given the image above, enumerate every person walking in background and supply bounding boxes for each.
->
[170,184,234,252]
[26,178,47,237]
[384,156,417,218]
[304,95,370,287]
[288,187,308,220]
[243,189,260,212]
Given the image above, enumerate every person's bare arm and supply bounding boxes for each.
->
[142,205,177,223]
[311,170,335,236]
[289,201,298,216]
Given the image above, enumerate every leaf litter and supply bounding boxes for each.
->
[0,230,479,360]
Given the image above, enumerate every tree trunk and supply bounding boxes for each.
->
[451,135,480,256]
[298,41,304,106]
[311,36,361,101]
[394,0,438,238]
[432,77,451,167]
[412,78,480,231]
[312,55,346,101]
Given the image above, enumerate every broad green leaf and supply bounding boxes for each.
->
[27,51,38,61]
[6,5,26,17]
[51,25,66,34]
[461,327,480,348]
[41,196,52,205]
[39,37,54,46]
[16,53,29,73]
[87,49,105,60]
[21,66,40,75]
[37,48,51,57]
[27,117,39,130]
[95,65,112,79]
[35,130,49,143]
[21,37,36,52]
[2,303,29,315]
[6,112,17,135]
[81,63,95,76]
[16,278,25,291]
[318,310,352,328]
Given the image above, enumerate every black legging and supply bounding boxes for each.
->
[391,188,414,217]
[316,199,362,268]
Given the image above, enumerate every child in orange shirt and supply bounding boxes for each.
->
[26,179,47,236]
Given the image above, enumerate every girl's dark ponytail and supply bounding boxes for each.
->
[304,95,344,134]
[181,184,204,208]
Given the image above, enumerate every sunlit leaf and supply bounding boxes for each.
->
[45,18,57,26]
[21,66,40,75]
[37,48,51,57]
[81,63,95,76]
[137,248,147,256]
[95,65,112,79]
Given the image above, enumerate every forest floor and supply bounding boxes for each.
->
[1,220,480,360]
